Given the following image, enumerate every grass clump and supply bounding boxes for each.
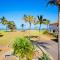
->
[13,37,34,60]
[40,54,50,60]
[42,30,49,34]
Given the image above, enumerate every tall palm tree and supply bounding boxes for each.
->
[47,0,60,25]
[43,19,50,30]
[24,15,34,30]
[0,16,8,31]
[37,15,44,32]
[47,0,60,60]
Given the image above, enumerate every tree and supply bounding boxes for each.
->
[43,19,50,30]
[21,24,25,31]
[1,16,8,25]
[13,37,34,60]
[47,0,60,6]
[47,0,60,60]
[37,15,46,32]
[24,15,34,30]
[47,0,60,24]
[0,16,8,31]
[7,21,16,32]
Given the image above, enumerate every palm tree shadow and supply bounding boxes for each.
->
[0,33,3,37]
[30,40,50,49]
[51,38,58,42]
[25,36,50,49]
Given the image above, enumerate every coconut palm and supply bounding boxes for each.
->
[43,19,50,30]
[47,0,60,25]
[1,16,8,25]
[37,15,46,32]
[0,16,8,31]
[21,24,25,31]
[47,0,60,59]
[46,20,50,30]
[24,15,34,30]
[7,21,16,32]
[47,0,60,6]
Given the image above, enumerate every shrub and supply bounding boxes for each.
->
[13,37,34,60]
[43,30,49,34]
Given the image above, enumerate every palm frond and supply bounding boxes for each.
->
[47,0,56,6]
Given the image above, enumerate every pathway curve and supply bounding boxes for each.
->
[46,41,58,60]
[31,40,58,60]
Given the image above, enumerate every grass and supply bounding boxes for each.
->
[0,30,56,46]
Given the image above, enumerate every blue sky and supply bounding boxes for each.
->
[0,0,58,29]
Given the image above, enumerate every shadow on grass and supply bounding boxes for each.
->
[24,36,49,49]
[0,33,4,37]
[51,38,58,42]
[24,36,38,38]
[30,40,49,49]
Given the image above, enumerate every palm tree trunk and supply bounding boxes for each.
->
[6,26,7,31]
[39,24,41,32]
[29,22,31,40]
[47,24,48,30]
[58,6,60,60]
[22,27,23,31]
[29,22,31,30]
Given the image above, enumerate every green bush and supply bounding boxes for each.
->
[43,30,49,34]
[13,37,34,60]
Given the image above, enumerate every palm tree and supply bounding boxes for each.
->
[37,15,44,32]
[43,19,50,30]
[24,15,34,30]
[47,0,60,60]
[21,24,25,31]
[0,16,8,31]
[47,0,60,25]
[7,21,16,32]
[46,20,50,30]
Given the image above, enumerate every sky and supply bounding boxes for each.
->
[0,0,58,29]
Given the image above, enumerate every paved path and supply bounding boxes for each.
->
[31,40,58,60]
[46,41,58,60]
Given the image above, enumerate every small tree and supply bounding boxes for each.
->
[43,19,50,30]
[21,24,25,31]
[7,21,16,32]
[13,37,34,60]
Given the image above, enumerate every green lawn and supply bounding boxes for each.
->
[0,30,56,46]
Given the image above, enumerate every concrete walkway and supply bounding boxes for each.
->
[46,41,58,60]
[31,40,58,60]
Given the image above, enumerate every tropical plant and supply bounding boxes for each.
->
[43,19,50,30]
[36,15,42,32]
[7,21,16,32]
[21,24,25,31]
[0,16,8,31]
[24,15,34,30]
[37,15,47,32]
[47,1,60,59]
[47,0,60,26]
[0,16,8,25]
[47,0,60,6]
[13,37,34,60]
